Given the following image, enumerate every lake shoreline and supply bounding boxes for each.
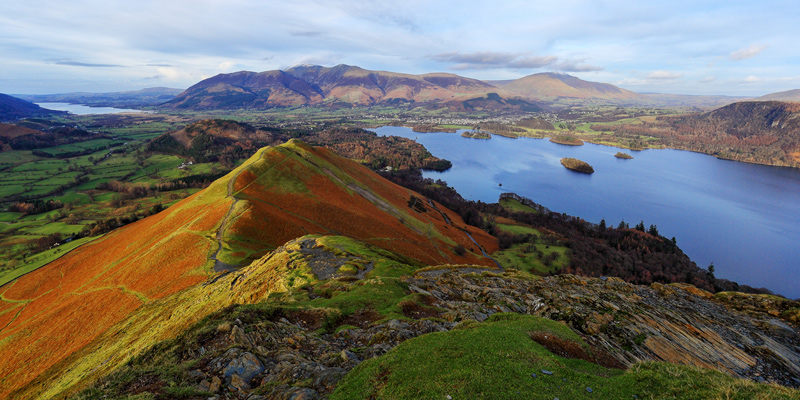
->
[372,126,800,298]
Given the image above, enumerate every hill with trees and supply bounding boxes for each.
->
[0,94,63,121]
[594,101,800,167]
[147,119,452,171]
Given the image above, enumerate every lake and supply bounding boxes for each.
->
[36,102,145,115]
[372,126,800,299]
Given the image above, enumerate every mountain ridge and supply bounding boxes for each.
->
[498,72,642,101]
[756,89,800,102]
[162,64,538,110]
[0,139,497,399]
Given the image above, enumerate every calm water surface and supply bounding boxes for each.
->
[373,126,800,298]
[36,102,144,115]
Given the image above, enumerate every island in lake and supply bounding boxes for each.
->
[412,124,457,133]
[549,134,584,146]
[461,130,491,139]
[560,157,595,173]
[615,151,634,159]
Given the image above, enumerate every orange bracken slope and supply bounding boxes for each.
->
[0,140,497,399]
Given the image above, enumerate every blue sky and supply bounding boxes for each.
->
[1,0,799,96]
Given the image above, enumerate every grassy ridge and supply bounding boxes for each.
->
[333,313,798,399]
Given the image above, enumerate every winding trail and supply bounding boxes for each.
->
[210,168,246,273]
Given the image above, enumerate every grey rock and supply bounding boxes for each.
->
[229,373,250,392]
[209,376,222,393]
[387,319,410,330]
[341,349,359,361]
[223,351,265,382]
[541,369,553,375]
[188,368,205,379]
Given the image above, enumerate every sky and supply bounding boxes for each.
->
[2,0,799,96]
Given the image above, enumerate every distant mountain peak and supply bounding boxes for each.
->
[499,71,640,101]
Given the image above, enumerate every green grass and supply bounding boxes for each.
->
[492,225,569,275]
[332,313,798,400]
[496,223,540,236]
[0,213,22,222]
[21,222,86,236]
[0,236,99,287]
[499,197,538,214]
[493,243,569,275]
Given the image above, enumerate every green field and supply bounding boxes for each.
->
[0,113,231,282]
[0,236,99,287]
[493,223,569,274]
[500,197,539,214]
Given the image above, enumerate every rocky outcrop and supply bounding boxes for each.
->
[405,271,800,387]
[168,314,458,399]
[82,268,800,399]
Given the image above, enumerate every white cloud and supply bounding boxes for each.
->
[743,75,762,83]
[646,70,683,80]
[729,44,767,61]
[218,61,236,71]
[616,78,651,86]
[0,1,797,95]
[429,51,601,72]
[700,76,717,83]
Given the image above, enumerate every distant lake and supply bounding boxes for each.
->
[36,102,144,115]
[372,126,800,299]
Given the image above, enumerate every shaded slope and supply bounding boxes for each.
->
[0,140,497,399]
[0,94,62,121]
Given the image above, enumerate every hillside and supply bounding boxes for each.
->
[161,64,538,111]
[0,122,108,154]
[498,72,641,101]
[62,254,800,399]
[15,87,183,108]
[0,94,62,121]
[756,89,800,102]
[595,101,800,167]
[0,140,496,399]
[147,119,452,170]
[661,101,800,166]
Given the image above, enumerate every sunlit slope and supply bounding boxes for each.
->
[218,139,497,267]
[0,180,232,399]
[0,140,497,399]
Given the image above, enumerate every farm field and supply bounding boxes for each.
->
[0,113,227,283]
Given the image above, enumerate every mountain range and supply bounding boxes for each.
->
[7,65,798,115]
[162,64,536,110]
[162,64,744,110]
